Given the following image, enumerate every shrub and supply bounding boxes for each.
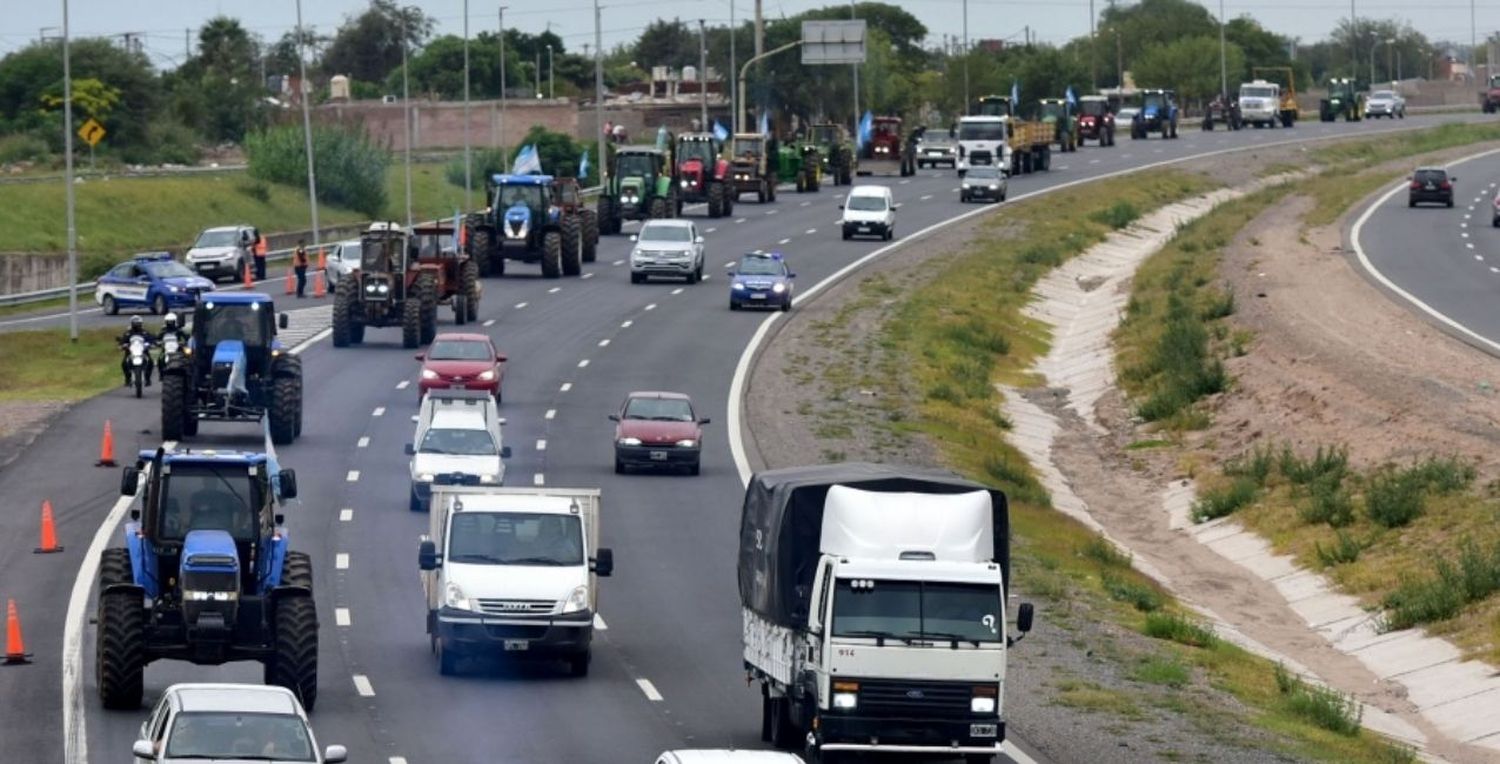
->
[1299,476,1355,528]
[245,124,388,217]
[1081,535,1131,568]
[1314,530,1365,567]
[1143,611,1217,647]
[1403,455,1476,494]
[1191,477,1259,522]
[1363,467,1425,528]
[236,181,272,204]
[1224,443,1276,486]
[1199,289,1235,320]
[1134,295,1229,423]
[942,319,1011,356]
[1279,444,1349,486]
[0,132,51,164]
[1274,663,1362,736]
[982,453,1049,506]
[1102,572,1163,612]
[1381,539,1500,630]
[1133,655,1190,687]
[1089,200,1141,230]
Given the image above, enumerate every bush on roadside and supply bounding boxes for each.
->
[1280,444,1349,486]
[1131,293,1228,423]
[0,132,51,165]
[1143,611,1217,647]
[1363,467,1425,528]
[1191,476,1258,522]
[1381,538,1500,630]
[1089,200,1141,230]
[1224,443,1276,486]
[1314,530,1366,567]
[444,147,511,190]
[245,124,388,218]
[1274,663,1362,737]
[1299,475,1355,528]
[1102,572,1163,612]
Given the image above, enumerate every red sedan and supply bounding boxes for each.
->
[609,391,709,475]
[416,333,507,402]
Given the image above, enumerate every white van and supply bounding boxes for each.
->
[407,390,510,511]
[839,185,898,241]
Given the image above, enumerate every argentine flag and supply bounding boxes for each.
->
[712,119,730,142]
[511,144,543,175]
[578,149,590,180]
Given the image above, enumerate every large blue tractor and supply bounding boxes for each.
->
[464,174,585,278]
[96,446,318,710]
[1131,88,1180,140]
[159,293,303,444]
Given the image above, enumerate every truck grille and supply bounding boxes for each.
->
[968,151,992,165]
[857,679,975,719]
[476,598,556,616]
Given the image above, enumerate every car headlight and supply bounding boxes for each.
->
[378,283,390,294]
[562,584,589,613]
[167,285,181,293]
[832,681,859,710]
[416,473,435,482]
[962,183,972,189]
[444,581,471,610]
[675,439,697,448]
[772,283,785,294]
[732,282,746,291]
[421,369,440,380]
[971,695,996,713]
[988,184,999,190]
[183,590,238,601]
[478,369,496,381]
[618,437,642,446]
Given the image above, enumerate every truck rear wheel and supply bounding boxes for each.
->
[269,376,298,445]
[540,231,563,279]
[470,228,495,277]
[767,696,799,749]
[419,276,438,344]
[561,217,583,276]
[461,260,480,321]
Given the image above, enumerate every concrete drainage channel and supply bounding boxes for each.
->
[997,173,1500,758]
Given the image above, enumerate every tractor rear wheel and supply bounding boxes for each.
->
[581,209,600,262]
[97,585,146,709]
[161,371,187,441]
[561,217,583,276]
[461,260,480,320]
[269,376,298,445]
[418,276,437,344]
[401,294,421,349]
[470,228,495,277]
[541,231,563,279]
[708,182,726,217]
[597,195,619,235]
[332,282,354,347]
[267,592,319,711]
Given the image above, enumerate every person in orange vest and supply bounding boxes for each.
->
[293,241,310,298]
[250,230,268,281]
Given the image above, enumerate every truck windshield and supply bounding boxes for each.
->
[679,140,717,164]
[1240,86,1276,98]
[158,463,260,542]
[1142,94,1166,109]
[733,140,764,158]
[958,122,1005,141]
[202,304,267,347]
[832,579,1002,643]
[975,99,1011,117]
[446,512,584,565]
[1040,103,1065,120]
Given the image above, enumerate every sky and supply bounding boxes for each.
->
[1,0,1492,67]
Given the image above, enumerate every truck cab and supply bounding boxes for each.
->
[1238,80,1281,127]
[418,486,614,677]
[955,116,1009,176]
[407,389,510,511]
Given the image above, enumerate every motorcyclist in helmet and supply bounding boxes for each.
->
[118,315,155,387]
[157,312,190,369]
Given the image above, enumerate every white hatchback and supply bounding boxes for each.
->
[840,185,898,241]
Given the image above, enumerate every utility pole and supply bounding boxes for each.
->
[499,6,508,160]
[698,20,708,129]
[730,0,737,134]
[962,0,969,115]
[1349,0,1357,80]
[295,0,321,251]
[1089,0,1097,91]
[463,0,473,210]
[594,0,605,189]
[535,51,541,97]
[1471,0,1477,75]
[755,0,764,60]
[1218,0,1227,97]
[402,10,413,230]
[547,44,555,99]
[185,28,191,60]
[851,0,859,132]
[63,0,77,341]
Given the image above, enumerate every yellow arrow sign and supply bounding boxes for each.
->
[78,118,106,148]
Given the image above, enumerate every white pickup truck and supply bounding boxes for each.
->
[418,486,614,677]
[739,463,1034,762]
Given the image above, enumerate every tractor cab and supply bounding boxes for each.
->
[974,96,1014,117]
[810,123,846,145]
[1039,98,1072,122]
[357,222,416,299]
[489,174,556,245]
[732,134,767,162]
[189,294,286,393]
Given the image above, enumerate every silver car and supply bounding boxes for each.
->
[1365,90,1406,119]
[324,239,362,293]
[630,219,706,284]
[184,225,259,283]
[133,683,346,763]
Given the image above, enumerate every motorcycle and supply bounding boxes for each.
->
[159,334,183,368]
[125,335,151,398]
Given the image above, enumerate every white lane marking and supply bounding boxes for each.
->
[373,406,386,417]
[357,436,370,448]
[548,287,562,294]
[706,227,717,233]
[1461,222,1468,228]
[395,380,410,391]
[613,259,625,266]
[578,359,590,368]
[339,508,353,522]
[335,608,351,627]
[645,303,657,311]
[1089,159,1101,164]
[336,553,350,570]
[1121,153,1133,158]
[1462,232,1470,238]
[1057,165,1069,170]
[391,758,409,764]
[594,614,608,630]
[536,439,547,451]
[598,338,610,347]
[582,272,595,279]
[353,675,375,697]
[1465,213,1472,219]
[515,301,528,309]
[621,320,633,328]
[766,209,778,215]
[671,287,684,295]
[702,274,711,281]
[778,238,791,245]
[560,382,572,392]
[801,201,811,207]
[346,471,360,482]
[805,228,817,235]
[920,195,932,201]
[899,179,911,184]
[483,319,496,327]
[1493,266,1500,273]
[636,678,664,701]
[533,473,545,486]
[735,217,748,224]
[545,408,557,419]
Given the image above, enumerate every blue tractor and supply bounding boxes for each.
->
[464,174,584,279]
[1131,88,1180,140]
[159,293,303,445]
[96,446,318,710]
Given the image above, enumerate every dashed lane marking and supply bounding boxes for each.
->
[706,227,717,233]
[560,382,572,392]
[636,678,664,701]
[594,614,608,630]
[1089,159,1100,164]
[533,473,546,486]
[545,409,556,419]
[621,320,633,328]
[735,217,747,223]
[346,471,360,482]
[598,338,610,347]
[353,675,375,697]
[899,179,911,184]
[919,195,932,201]
[395,380,409,390]
[613,259,625,266]
[357,437,370,448]
[335,608,351,626]
[339,509,353,522]
[805,228,817,235]
[372,407,385,417]
[537,439,547,451]
[671,288,684,295]
[483,319,496,327]
[777,238,791,245]
[391,758,409,764]
[765,209,778,215]
[515,301,528,309]
[578,359,590,368]
[801,201,811,206]
[548,287,561,294]
[582,272,595,279]
[645,303,657,311]
[336,553,350,570]
[1492,266,1500,274]
[702,274,711,281]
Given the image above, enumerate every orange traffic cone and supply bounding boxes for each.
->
[242,260,253,288]
[317,248,327,271]
[313,271,326,298]
[284,267,295,295]
[3,599,30,665]
[95,419,116,467]
[34,500,63,554]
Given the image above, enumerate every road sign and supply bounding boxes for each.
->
[801,20,866,65]
[78,119,105,147]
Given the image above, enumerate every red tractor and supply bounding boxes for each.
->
[857,116,914,177]
[674,133,734,218]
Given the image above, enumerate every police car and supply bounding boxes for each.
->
[95,252,216,316]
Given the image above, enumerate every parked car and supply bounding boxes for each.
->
[184,224,260,282]
[132,683,345,764]
[1408,166,1455,208]
[728,251,795,311]
[407,389,510,511]
[416,332,507,402]
[840,184,898,240]
[915,133,958,169]
[610,391,708,475]
[630,219,706,283]
[324,239,361,293]
[1365,90,1406,119]
[95,252,215,316]
[960,165,1008,203]
[654,752,806,764]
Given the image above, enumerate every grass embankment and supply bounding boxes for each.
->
[0,328,123,402]
[1113,122,1500,667]
[816,171,1413,759]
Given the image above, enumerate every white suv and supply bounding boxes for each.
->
[133,683,345,763]
[407,389,510,511]
[185,225,259,282]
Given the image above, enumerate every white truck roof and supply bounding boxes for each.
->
[958,115,1006,123]
[445,491,581,516]
[820,485,994,563]
[833,556,1003,583]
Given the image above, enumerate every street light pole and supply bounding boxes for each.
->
[730,0,737,134]
[499,6,507,160]
[547,44,554,99]
[594,0,605,189]
[698,20,708,129]
[463,0,472,210]
[962,0,969,116]
[63,0,77,341]
[739,40,801,133]
[1219,0,1227,97]
[1089,0,1097,91]
[402,10,413,230]
[850,0,858,132]
[295,0,320,250]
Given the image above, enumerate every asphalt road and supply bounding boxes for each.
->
[0,111,1493,764]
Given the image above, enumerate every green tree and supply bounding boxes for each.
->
[322,0,434,83]
[634,19,698,70]
[510,126,586,177]
[1133,36,1244,101]
[39,78,120,122]
[0,39,158,149]
[392,33,515,99]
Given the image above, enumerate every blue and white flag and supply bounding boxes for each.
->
[656,125,670,151]
[758,110,770,137]
[1066,85,1076,105]
[712,119,730,142]
[511,144,543,175]
[856,110,873,152]
[578,148,590,180]
[1011,80,1020,106]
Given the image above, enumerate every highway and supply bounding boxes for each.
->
[0,111,1491,764]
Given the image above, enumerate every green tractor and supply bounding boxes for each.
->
[596,144,677,235]
[1320,78,1365,122]
[776,141,824,193]
[808,122,855,186]
[1039,98,1079,152]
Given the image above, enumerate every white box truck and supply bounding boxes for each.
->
[418,486,614,677]
[739,464,1034,763]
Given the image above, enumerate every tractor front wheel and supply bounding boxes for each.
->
[470,228,495,277]
[160,372,188,441]
[332,282,354,347]
[269,376,299,445]
[541,231,563,279]
[708,182,727,217]
[96,584,146,710]
[418,276,438,344]
[267,592,319,711]
[460,260,480,321]
[561,217,583,276]
[401,295,421,349]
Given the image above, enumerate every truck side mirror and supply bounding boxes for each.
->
[404,443,416,455]
[120,466,140,497]
[278,469,298,500]
[592,547,614,577]
[278,313,289,330]
[501,445,512,459]
[132,740,156,759]
[607,413,620,421]
[698,417,712,425]
[418,539,440,570]
[1008,602,1035,648]
[414,353,425,361]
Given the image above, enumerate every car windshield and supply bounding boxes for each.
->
[958,121,1005,141]
[623,396,695,421]
[737,257,785,276]
[202,303,267,348]
[832,579,1002,643]
[419,427,497,456]
[496,184,545,209]
[165,711,313,761]
[193,230,238,249]
[143,261,196,279]
[1371,91,1395,100]
[158,463,260,542]
[428,339,493,361]
[1079,100,1108,116]
[966,167,1000,179]
[640,224,693,242]
[679,139,717,164]
[446,511,584,565]
[617,153,658,179]
[922,136,954,146]
[846,195,888,211]
[1241,86,1276,98]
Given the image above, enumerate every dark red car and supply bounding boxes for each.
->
[609,391,709,475]
[416,332,507,402]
